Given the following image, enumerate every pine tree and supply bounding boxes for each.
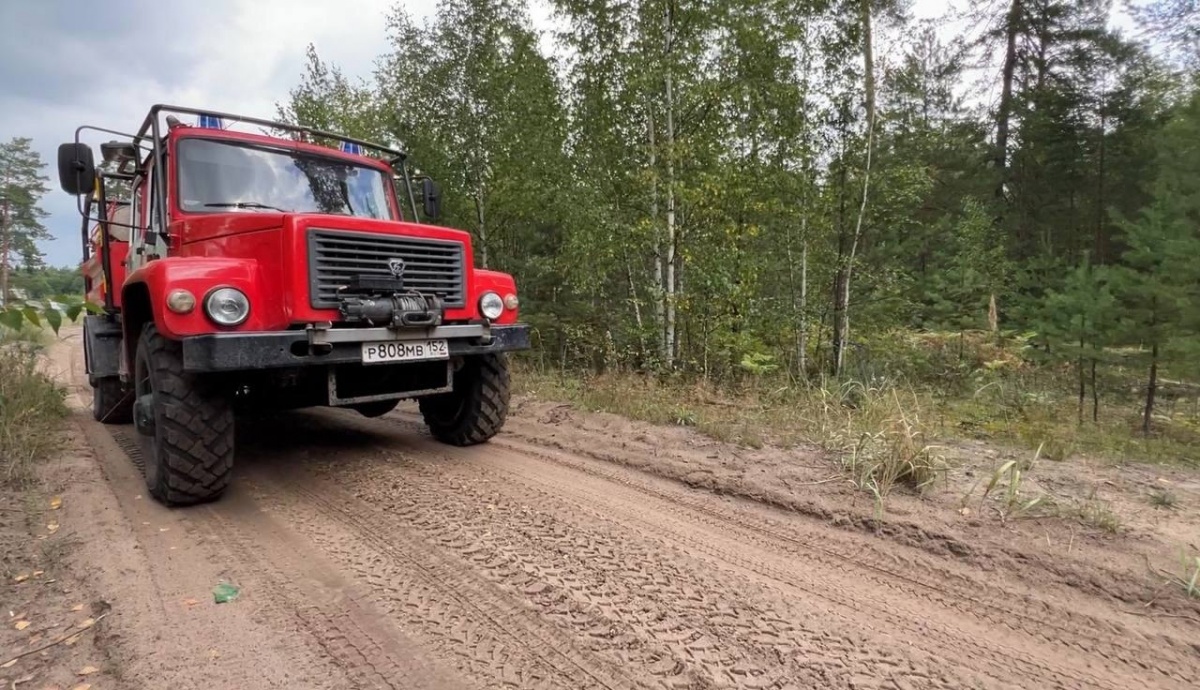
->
[1110,199,1198,434]
[1041,256,1115,422]
[1109,93,1200,434]
[0,137,51,304]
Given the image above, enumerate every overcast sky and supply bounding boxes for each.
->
[0,0,1082,268]
[1,0,437,266]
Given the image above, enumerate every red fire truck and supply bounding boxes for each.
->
[59,106,529,506]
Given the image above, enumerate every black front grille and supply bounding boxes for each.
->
[308,229,466,308]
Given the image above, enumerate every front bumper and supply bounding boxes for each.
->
[181,323,530,373]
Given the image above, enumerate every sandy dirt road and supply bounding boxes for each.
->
[32,330,1200,689]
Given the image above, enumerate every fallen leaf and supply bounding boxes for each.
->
[78,618,95,629]
[47,522,60,534]
[1,658,17,668]
[13,573,29,583]
[15,620,30,630]
[32,570,44,577]
[78,665,99,676]
[208,649,220,660]
[49,495,62,510]
[958,507,971,516]
[159,527,169,532]
[72,685,92,690]
[70,604,84,612]
[182,598,199,608]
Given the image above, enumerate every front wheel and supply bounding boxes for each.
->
[418,354,510,446]
[134,325,234,506]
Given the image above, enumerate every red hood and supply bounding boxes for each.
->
[173,212,473,248]
[172,212,285,244]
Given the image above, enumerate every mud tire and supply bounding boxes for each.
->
[92,376,133,424]
[134,324,234,506]
[418,354,510,446]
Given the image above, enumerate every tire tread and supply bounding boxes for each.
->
[138,325,234,505]
[419,354,511,446]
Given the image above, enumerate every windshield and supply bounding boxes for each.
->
[176,138,395,220]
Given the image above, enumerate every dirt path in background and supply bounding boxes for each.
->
[17,327,1200,689]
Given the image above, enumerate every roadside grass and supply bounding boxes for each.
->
[1149,488,1178,509]
[514,333,1200,517]
[968,449,1054,522]
[515,328,1200,473]
[0,326,68,486]
[514,363,949,513]
[1176,554,1200,599]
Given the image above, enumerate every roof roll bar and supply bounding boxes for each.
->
[133,105,408,163]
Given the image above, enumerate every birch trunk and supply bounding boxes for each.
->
[663,4,678,368]
[474,180,489,269]
[834,0,876,377]
[648,105,666,360]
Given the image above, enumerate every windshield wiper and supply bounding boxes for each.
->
[203,202,290,212]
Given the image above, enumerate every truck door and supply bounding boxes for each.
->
[126,162,164,271]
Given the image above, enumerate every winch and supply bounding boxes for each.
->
[336,275,444,328]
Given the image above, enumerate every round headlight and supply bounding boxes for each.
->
[479,291,504,320]
[166,289,196,314]
[204,287,250,326]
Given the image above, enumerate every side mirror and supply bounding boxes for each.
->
[57,143,96,196]
[422,177,442,221]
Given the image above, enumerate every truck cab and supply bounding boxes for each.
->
[59,105,529,506]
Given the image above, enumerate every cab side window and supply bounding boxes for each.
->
[126,178,147,269]
[147,162,164,255]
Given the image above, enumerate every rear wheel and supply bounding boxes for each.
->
[91,376,133,424]
[418,354,510,446]
[134,324,234,506]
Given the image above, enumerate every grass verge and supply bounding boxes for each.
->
[0,328,68,485]
[514,364,949,513]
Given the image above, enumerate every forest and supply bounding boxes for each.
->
[276,0,1200,461]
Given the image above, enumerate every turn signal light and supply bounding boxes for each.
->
[166,289,196,314]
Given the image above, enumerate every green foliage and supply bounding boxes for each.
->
[1106,91,1200,432]
[10,266,84,299]
[271,0,1200,459]
[0,295,98,335]
[0,333,67,485]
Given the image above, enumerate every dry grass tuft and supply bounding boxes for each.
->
[0,328,68,486]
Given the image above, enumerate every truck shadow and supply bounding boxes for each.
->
[235,409,391,471]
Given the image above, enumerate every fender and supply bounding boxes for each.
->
[473,269,520,325]
[121,257,280,346]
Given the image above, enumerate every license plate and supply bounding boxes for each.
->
[362,339,449,364]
